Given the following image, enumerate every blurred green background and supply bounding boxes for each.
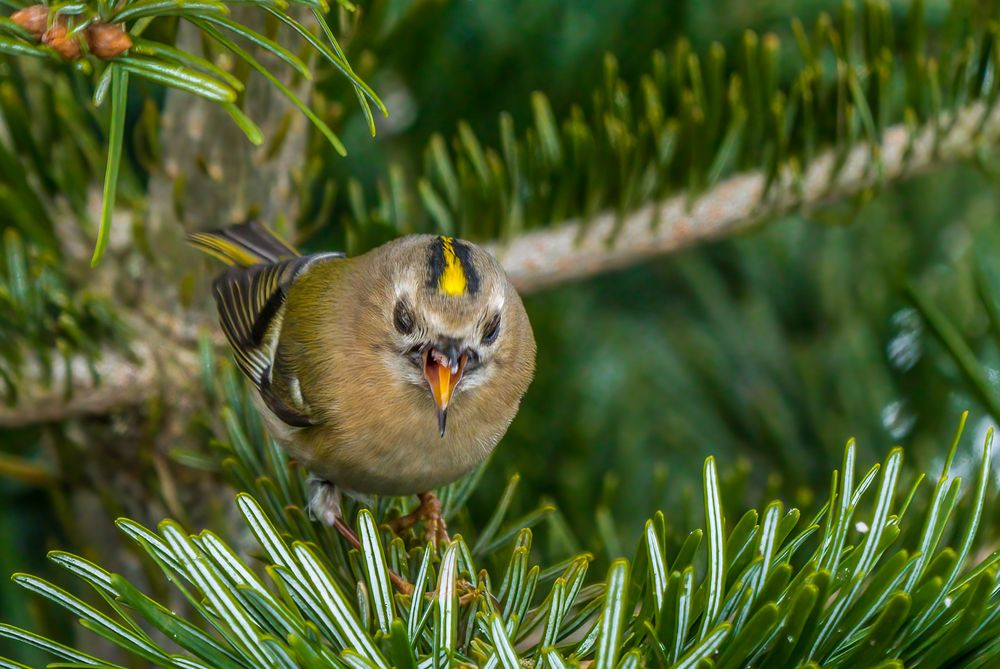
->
[4,0,1000,661]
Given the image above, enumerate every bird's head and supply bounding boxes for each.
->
[375,235,535,437]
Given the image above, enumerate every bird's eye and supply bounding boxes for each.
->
[394,301,414,335]
[482,314,501,345]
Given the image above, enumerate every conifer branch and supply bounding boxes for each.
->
[0,348,152,427]
[4,98,1000,426]
[4,413,999,668]
[7,0,1000,424]
[490,100,1000,291]
[0,338,191,427]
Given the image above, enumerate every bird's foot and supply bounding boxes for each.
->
[457,579,483,607]
[307,478,414,596]
[424,579,497,608]
[388,491,450,547]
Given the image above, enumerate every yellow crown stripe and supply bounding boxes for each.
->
[438,236,468,296]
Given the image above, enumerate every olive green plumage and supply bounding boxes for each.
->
[189,222,536,523]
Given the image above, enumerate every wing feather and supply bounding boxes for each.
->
[188,221,301,266]
[211,252,343,427]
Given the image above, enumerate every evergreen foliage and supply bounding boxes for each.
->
[306,0,1000,252]
[2,396,997,666]
[1,0,383,265]
[0,229,128,406]
[4,0,1000,666]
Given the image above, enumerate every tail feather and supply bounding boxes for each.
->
[187,221,301,267]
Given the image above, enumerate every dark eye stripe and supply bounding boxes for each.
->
[482,314,501,344]
[394,301,414,334]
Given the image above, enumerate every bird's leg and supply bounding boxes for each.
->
[387,491,450,546]
[420,492,450,546]
[306,475,344,527]
[307,477,413,595]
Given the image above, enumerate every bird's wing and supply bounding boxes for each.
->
[211,252,343,427]
[188,220,301,266]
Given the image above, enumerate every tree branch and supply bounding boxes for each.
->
[4,100,1000,426]
[0,335,197,428]
[488,101,1000,292]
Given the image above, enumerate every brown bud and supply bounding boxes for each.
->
[86,22,132,60]
[10,5,48,39]
[41,19,81,61]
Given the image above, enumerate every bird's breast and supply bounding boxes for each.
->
[288,389,511,496]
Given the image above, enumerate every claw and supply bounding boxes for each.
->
[424,579,484,607]
[388,491,450,546]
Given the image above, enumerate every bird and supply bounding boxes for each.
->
[188,222,536,544]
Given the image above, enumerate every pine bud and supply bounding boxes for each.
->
[86,22,132,60]
[10,5,48,39]
[42,20,82,61]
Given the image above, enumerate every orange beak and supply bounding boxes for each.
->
[423,346,467,437]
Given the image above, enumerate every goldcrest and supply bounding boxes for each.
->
[189,222,536,532]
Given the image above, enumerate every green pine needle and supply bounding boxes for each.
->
[3,403,999,667]
[91,64,127,267]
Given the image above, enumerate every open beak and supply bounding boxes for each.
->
[423,345,468,437]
